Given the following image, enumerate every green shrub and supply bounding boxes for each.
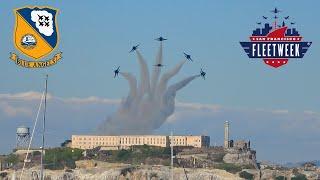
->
[150,172,158,178]
[120,167,135,176]
[116,149,132,161]
[104,145,172,165]
[275,176,286,180]
[44,147,83,170]
[212,153,225,162]
[5,154,19,164]
[241,164,255,169]
[32,151,41,156]
[291,173,307,180]
[239,171,254,180]
[215,163,242,173]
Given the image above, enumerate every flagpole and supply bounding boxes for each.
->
[40,74,48,180]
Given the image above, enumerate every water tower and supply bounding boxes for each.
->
[16,126,30,149]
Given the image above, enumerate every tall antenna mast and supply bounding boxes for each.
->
[171,131,174,180]
[40,75,48,180]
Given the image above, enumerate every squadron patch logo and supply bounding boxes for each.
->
[240,8,312,68]
[10,6,62,68]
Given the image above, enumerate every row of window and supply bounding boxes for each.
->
[119,137,166,145]
[76,141,117,145]
[74,137,117,141]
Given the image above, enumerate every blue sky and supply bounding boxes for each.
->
[0,1,319,163]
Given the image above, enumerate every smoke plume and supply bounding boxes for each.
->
[98,42,199,134]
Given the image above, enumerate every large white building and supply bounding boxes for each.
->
[71,135,210,150]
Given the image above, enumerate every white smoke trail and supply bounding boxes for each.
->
[165,75,200,96]
[120,72,137,99]
[98,45,200,134]
[150,42,163,98]
[119,72,137,111]
[157,60,186,97]
[136,50,150,98]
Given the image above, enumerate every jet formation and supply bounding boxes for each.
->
[115,36,206,80]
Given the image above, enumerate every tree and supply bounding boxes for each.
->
[60,140,72,147]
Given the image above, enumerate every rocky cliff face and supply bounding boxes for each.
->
[223,148,257,167]
[4,164,242,180]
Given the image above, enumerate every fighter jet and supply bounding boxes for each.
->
[155,36,167,41]
[271,8,281,14]
[38,15,44,20]
[284,16,290,20]
[200,68,206,80]
[129,44,139,53]
[183,52,193,62]
[114,66,120,78]
[154,63,165,67]
[262,16,268,19]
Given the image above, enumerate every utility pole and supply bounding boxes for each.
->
[171,131,174,180]
[40,75,48,180]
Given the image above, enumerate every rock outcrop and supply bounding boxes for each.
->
[4,163,243,180]
[223,148,256,166]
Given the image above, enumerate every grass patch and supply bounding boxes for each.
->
[214,163,242,173]
[103,145,172,165]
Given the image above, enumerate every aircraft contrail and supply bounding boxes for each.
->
[150,42,163,98]
[157,60,186,97]
[98,43,199,134]
[119,72,137,100]
[136,50,150,98]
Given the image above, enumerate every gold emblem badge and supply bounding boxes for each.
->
[10,6,62,68]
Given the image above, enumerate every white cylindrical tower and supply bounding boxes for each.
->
[224,121,229,148]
